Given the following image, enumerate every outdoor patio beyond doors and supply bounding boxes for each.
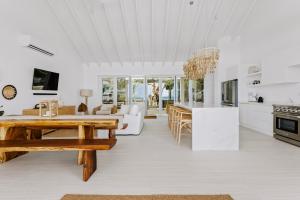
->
[99,76,203,115]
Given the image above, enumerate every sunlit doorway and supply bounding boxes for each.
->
[161,77,174,112]
[146,77,160,115]
[131,77,146,111]
[117,77,129,108]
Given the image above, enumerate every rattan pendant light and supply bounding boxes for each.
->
[183,47,220,80]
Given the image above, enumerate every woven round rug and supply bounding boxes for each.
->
[61,195,233,200]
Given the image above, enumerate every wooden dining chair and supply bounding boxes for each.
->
[175,109,192,144]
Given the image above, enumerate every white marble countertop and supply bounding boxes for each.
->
[239,101,300,107]
[175,102,237,110]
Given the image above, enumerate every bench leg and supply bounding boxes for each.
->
[83,150,97,182]
[0,127,28,163]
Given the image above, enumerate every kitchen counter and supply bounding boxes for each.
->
[175,102,239,151]
[239,101,300,107]
[175,102,228,109]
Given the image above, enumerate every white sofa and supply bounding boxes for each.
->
[115,104,145,136]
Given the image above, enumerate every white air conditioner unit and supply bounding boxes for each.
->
[18,35,54,56]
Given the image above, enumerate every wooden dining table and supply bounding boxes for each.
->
[0,115,121,181]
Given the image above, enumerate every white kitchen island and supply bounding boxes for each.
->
[175,102,239,151]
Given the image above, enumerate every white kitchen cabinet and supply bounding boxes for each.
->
[239,102,273,136]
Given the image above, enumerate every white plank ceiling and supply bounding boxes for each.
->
[47,0,256,64]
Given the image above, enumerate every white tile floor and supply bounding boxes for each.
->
[0,117,300,200]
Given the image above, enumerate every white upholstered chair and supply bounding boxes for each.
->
[115,104,145,136]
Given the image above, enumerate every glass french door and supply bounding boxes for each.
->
[175,77,181,102]
[145,77,176,114]
[99,75,202,115]
[146,78,160,115]
[182,78,189,103]
[117,77,129,108]
[161,77,174,111]
[192,79,204,102]
[101,78,114,104]
[131,77,146,111]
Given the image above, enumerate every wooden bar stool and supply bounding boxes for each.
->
[170,106,181,136]
[171,107,187,138]
[168,105,176,129]
[175,110,192,144]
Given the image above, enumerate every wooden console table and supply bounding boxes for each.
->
[0,115,119,181]
[22,105,76,116]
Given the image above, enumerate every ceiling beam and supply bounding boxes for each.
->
[102,3,123,65]
[162,0,170,65]
[222,0,240,36]
[82,0,110,64]
[151,0,154,63]
[173,0,186,65]
[119,0,134,64]
[46,0,85,62]
[64,0,100,63]
[235,0,257,35]
[134,0,144,64]
[203,0,223,47]
[198,0,221,49]
[186,0,205,59]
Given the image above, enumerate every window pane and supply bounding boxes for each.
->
[132,77,145,103]
[162,78,174,109]
[147,78,159,114]
[175,77,181,102]
[192,79,204,102]
[182,78,189,102]
[102,78,114,104]
[117,77,129,108]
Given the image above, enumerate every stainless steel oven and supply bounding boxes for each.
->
[273,105,300,146]
[274,114,300,140]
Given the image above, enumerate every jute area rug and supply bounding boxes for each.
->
[61,195,233,200]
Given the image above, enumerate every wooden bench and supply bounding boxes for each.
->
[0,139,117,151]
[0,139,116,181]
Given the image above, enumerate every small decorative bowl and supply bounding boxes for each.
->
[0,111,4,116]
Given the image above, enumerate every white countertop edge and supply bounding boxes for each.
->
[239,101,300,107]
[175,102,238,110]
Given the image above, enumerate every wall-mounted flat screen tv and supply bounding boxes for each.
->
[32,68,59,91]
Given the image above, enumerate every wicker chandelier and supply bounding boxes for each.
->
[183,47,220,80]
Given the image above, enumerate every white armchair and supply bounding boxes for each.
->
[115,104,145,136]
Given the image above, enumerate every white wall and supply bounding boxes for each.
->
[0,0,83,115]
[236,0,300,135]
[214,36,241,105]
[240,0,300,104]
[203,73,214,105]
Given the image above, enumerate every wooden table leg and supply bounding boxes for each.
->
[109,129,116,139]
[83,150,97,182]
[77,125,85,165]
[81,125,97,181]
[78,125,95,165]
[0,127,8,163]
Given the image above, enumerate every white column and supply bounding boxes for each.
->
[204,73,215,105]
